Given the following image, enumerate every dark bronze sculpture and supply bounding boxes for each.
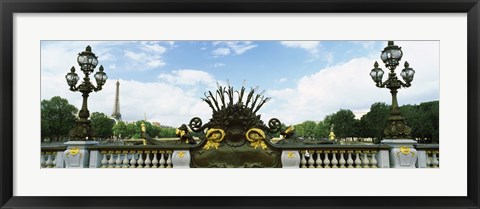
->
[187,83,283,168]
[176,124,196,144]
[139,82,332,167]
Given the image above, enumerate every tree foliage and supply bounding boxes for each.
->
[112,120,177,139]
[90,112,115,139]
[41,96,78,141]
[291,101,439,143]
[359,102,390,142]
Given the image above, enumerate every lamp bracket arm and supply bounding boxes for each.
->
[376,81,387,88]
[69,86,79,92]
[400,80,411,88]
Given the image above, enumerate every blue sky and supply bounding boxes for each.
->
[41,41,439,127]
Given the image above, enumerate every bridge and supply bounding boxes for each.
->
[41,84,439,169]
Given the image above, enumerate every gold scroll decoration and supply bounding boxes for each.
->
[203,128,225,150]
[245,128,267,150]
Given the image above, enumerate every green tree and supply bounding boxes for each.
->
[112,121,128,139]
[90,112,115,139]
[126,123,139,138]
[294,123,305,138]
[402,101,439,143]
[360,102,390,142]
[41,96,78,141]
[301,121,317,138]
[314,121,330,138]
[329,109,358,140]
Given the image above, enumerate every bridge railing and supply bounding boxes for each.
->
[415,144,440,168]
[40,142,438,168]
[40,146,66,168]
[275,144,391,168]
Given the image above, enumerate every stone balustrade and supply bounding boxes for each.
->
[96,149,173,168]
[40,146,66,168]
[40,142,438,168]
[300,150,379,168]
[275,144,391,168]
[415,144,439,168]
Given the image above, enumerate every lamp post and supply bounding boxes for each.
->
[370,41,415,139]
[65,46,108,140]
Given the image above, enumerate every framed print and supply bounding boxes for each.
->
[1,0,479,208]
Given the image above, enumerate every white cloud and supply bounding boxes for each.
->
[278,78,287,83]
[280,41,320,51]
[213,63,225,68]
[264,41,439,125]
[41,76,212,127]
[140,41,167,53]
[211,41,257,57]
[158,69,216,89]
[212,48,231,56]
[280,41,322,60]
[124,50,166,68]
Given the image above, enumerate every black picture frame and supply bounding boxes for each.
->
[1,0,479,208]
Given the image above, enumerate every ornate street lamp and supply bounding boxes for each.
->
[369,41,415,139]
[66,46,108,140]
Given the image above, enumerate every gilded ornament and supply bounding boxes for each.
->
[287,151,295,158]
[203,128,225,150]
[177,151,185,158]
[68,147,80,156]
[400,146,411,155]
[246,128,267,149]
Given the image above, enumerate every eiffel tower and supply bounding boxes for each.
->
[111,80,122,121]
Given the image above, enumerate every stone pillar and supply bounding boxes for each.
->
[55,151,65,168]
[381,139,418,168]
[416,150,428,168]
[63,141,99,168]
[376,150,390,168]
[281,150,301,168]
[172,150,190,168]
[89,150,102,168]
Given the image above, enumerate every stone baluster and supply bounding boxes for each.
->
[370,151,378,168]
[426,151,432,168]
[101,151,108,168]
[40,153,46,168]
[315,151,323,168]
[432,151,439,168]
[129,151,136,168]
[362,151,370,168]
[122,151,130,168]
[166,151,173,168]
[151,151,159,168]
[46,153,54,168]
[347,151,354,168]
[331,151,338,168]
[137,151,144,168]
[107,151,115,168]
[339,151,346,168]
[159,152,166,168]
[307,151,315,168]
[52,154,57,168]
[115,151,122,168]
[323,151,331,168]
[300,152,307,168]
[354,151,362,168]
[144,151,152,168]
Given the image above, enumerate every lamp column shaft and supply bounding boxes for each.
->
[390,88,400,116]
[79,92,90,120]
